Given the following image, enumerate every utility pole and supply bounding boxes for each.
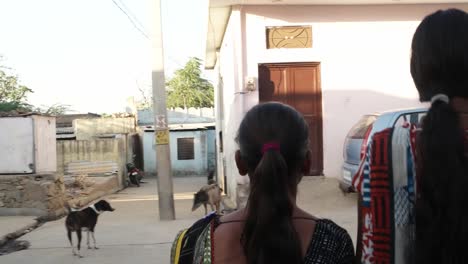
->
[151,0,175,220]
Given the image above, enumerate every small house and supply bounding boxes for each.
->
[138,108,216,176]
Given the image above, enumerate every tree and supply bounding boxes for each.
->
[136,86,152,110]
[34,103,72,115]
[1,60,71,115]
[0,65,34,112]
[166,57,214,109]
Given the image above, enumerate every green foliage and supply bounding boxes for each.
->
[0,60,70,115]
[34,103,72,116]
[0,57,35,112]
[0,101,33,112]
[166,57,214,109]
[0,69,33,106]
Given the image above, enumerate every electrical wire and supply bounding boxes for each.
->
[116,0,147,32]
[110,0,149,40]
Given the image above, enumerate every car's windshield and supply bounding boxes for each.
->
[347,115,377,139]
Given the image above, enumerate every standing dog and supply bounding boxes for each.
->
[192,184,223,215]
[65,200,115,257]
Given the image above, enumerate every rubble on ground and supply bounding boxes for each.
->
[63,174,96,201]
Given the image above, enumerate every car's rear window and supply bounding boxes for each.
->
[394,112,426,128]
[347,115,377,139]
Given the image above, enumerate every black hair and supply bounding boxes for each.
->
[235,102,309,264]
[411,8,468,263]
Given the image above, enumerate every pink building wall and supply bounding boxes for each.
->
[215,3,468,202]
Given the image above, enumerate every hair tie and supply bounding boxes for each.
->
[431,94,450,104]
[261,142,280,154]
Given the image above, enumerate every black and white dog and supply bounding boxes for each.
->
[65,200,115,257]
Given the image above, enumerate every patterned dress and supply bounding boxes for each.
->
[353,125,418,264]
[353,105,468,264]
[303,219,355,264]
[171,214,354,264]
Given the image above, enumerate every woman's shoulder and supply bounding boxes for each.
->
[304,219,355,263]
[218,208,245,222]
[314,219,353,242]
[171,212,218,264]
[213,209,246,238]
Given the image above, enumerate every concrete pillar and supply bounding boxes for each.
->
[151,0,175,220]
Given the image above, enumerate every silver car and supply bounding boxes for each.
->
[340,108,427,193]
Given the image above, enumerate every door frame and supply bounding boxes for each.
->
[257,62,324,176]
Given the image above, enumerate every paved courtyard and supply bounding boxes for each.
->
[0,176,357,263]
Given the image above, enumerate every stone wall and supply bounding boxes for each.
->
[56,138,129,188]
[74,117,135,140]
[0,174,65,216]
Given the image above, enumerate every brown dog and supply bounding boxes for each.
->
[192,184,222,215]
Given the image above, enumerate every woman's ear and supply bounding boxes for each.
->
[301,150,312,175]
[235,150,249,176]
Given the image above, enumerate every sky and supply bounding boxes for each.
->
[0,0,210,114]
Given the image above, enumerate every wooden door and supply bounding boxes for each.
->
[258,63,323,176]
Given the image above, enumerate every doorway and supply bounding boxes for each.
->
[258,62,324,175]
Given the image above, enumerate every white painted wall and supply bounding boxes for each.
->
[0,117,34,174]
[168,130,207,175]
[143,131,157,173]
[33,115,57,173]
[0,116,57,174]
[216,4,468,202]
[143,130,214,176]
[217,8,247,200]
